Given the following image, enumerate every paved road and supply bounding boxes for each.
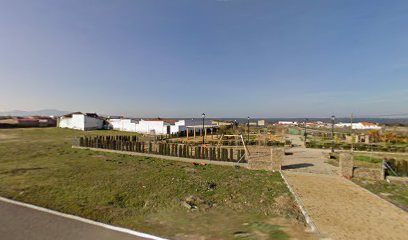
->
[0,198,157,240]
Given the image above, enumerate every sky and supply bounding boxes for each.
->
[0,0,407,118]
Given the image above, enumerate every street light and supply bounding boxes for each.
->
[331,115,335,153]
[247,116,250,142]
[202,113,205,145]
[304,118,309,145]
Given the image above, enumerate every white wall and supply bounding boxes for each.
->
[58,114,103,131]
[335,122,381,130]
[135,120,169,135]
[108,119,138,132]
[58,114,85,130]
[107,119,212,135]
[278,121,298,125]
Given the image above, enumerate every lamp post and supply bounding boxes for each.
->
[331,115,335,153]
[247,116,250,142]
[202,113,205,145]
[304,118,308,145]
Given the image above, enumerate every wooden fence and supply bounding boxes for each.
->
[76,136,247,163]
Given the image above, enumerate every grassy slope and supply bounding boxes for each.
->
[353,179,408,211]
[0,128,303,239]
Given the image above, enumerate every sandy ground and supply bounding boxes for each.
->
[283,135,338,175]
[283,147,338,175]
[282,135,408,240]
[284,172,408,240]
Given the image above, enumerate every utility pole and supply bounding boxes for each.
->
[304,118,308,145]
[350,113,354,152]
[202,113,205,145]
[247,116,250,142]
[331,115,335,153]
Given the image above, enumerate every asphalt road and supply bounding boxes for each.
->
[0,198,159,240]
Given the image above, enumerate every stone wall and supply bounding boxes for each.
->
[339,152,385,180]
[353,167,384,181]
[339,153,354,178]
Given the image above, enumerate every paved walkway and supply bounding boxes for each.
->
[284,172,408,240]
[283,147,338,175]
[282,135,408,240]
[0,198,163,240]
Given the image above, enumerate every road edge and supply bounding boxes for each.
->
[0,196,168,240]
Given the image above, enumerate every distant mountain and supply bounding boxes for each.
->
[0,109,70,117]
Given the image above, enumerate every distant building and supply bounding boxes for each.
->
[257,120,266,126]
[212,120,233,126]
[277,121,298,126]
[135,119,180,135]
[107,118,216,135]
[58,112,104,131]
[108,118,139,132]
[0,116,56,128]
[335,122,381,130]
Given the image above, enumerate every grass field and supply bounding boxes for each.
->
[0,128,308,239]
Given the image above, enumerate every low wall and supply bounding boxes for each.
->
[339,153,354,178]
[75,136,284,171]
[339,152,385,180]
[353,167,384,181]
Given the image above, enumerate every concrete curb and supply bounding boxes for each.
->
[0,196,168,240]
[280,171,319,234]
[73,146,248,168]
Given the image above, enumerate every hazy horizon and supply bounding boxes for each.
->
[1,109,408,121]
[1,0,407,117]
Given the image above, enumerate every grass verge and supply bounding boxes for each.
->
[354,155,382,164]
[353,179,408,211]
[0,128,309,239]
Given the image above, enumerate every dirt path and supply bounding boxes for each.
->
[283,147,338,175]
[283,134,338,175]
[284,172,408,240]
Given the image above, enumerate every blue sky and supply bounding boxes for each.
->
[0,0,407,118]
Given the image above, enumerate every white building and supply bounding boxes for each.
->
[107,118,215,135]
[109,118,139,132]
[258,120,266,126]
[58,112,104,131]
[278,121,298,126]
[135,119,180,135]
[335,122,382,130]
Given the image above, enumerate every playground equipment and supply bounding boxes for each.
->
[216,134,249,162]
